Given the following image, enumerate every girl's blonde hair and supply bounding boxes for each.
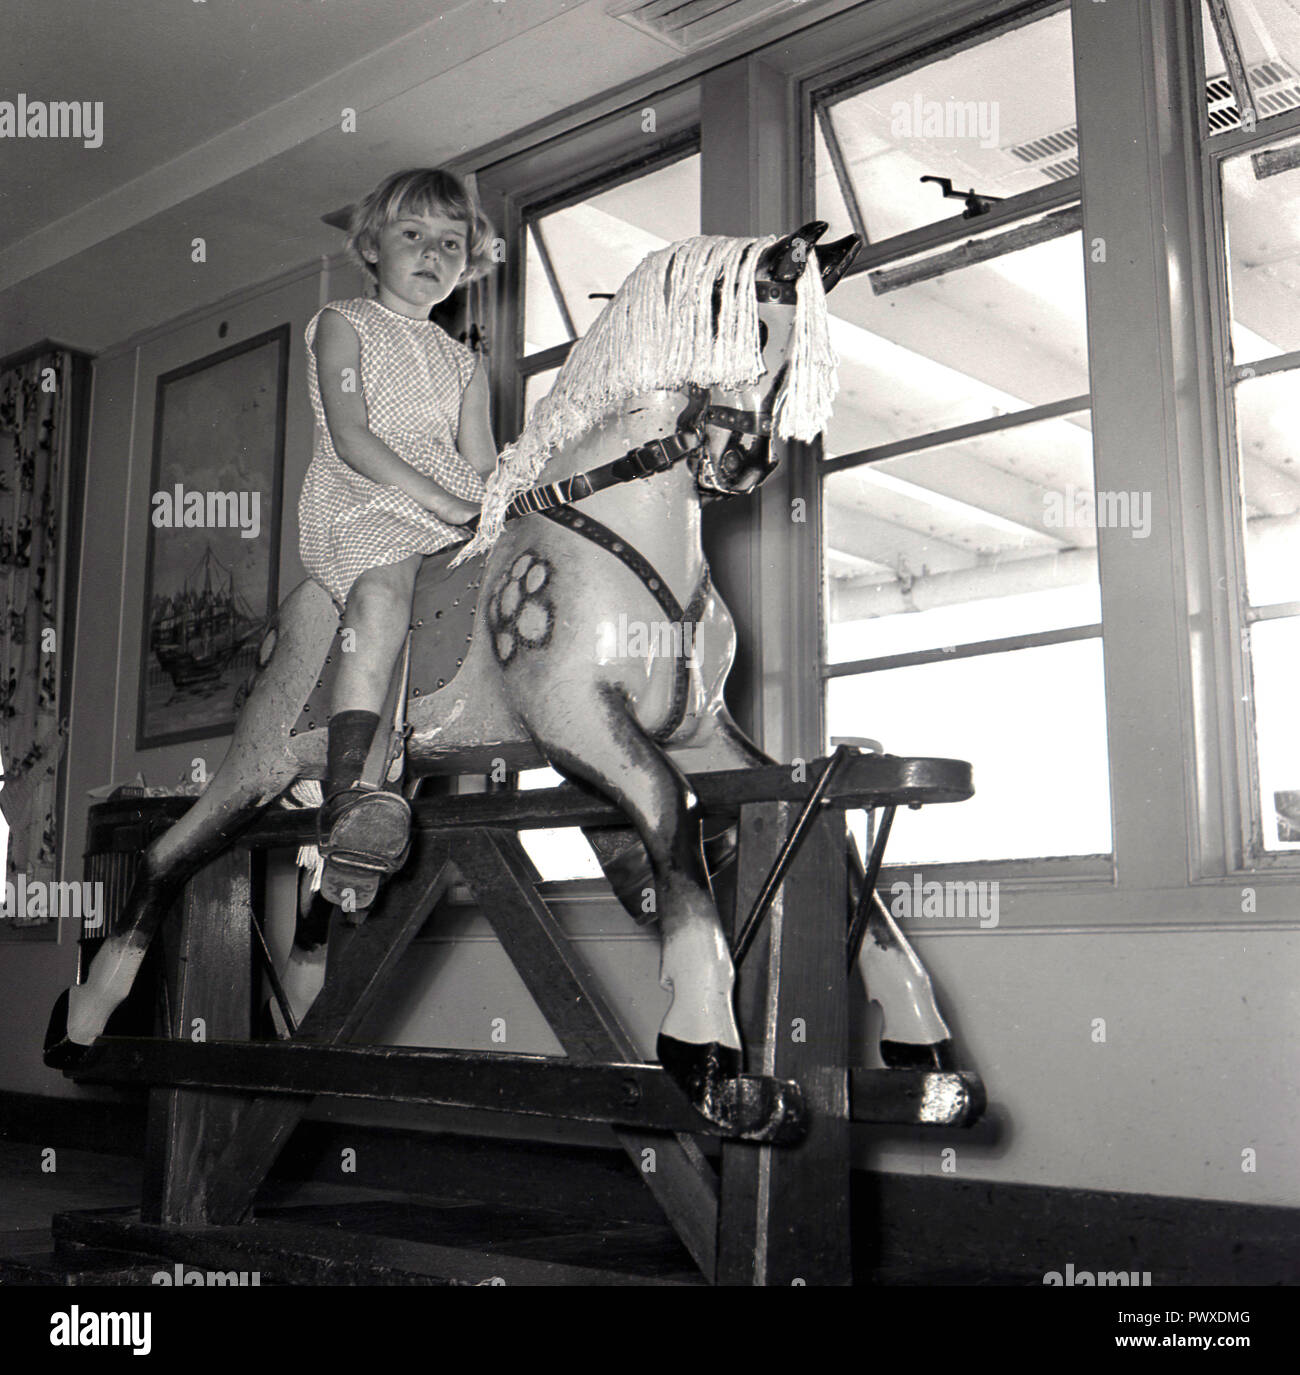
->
[347,169,496,285]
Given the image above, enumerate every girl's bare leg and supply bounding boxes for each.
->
[317,555,421,907]
[334,554,421,718]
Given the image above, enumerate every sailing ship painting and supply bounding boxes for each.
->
[149,544,264,688]
[137,326,288,747]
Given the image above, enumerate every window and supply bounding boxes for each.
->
[499,143,702,881]
[517,146,700,423]
[811,5,1111,865]
[1213,127,1300,855]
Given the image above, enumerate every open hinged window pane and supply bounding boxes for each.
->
[815,7,1078,247]
[1202,0,1300,134]
[1250,617,1300,852]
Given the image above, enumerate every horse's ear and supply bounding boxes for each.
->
[818,235,861,293]
[759,221,828,281]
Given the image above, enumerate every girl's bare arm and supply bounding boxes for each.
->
[315,308,478,524]
[456,358,498,480]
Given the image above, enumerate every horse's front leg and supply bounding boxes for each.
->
[531,690,800,1137]
[681,708,958,1071]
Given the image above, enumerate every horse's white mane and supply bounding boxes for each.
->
[453,233,839,565]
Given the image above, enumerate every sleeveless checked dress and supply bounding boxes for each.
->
[299,297,484,608]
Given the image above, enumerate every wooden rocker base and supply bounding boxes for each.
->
[71,753,982,1285]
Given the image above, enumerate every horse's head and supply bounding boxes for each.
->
[689,221,861,500]
[454,226,861,566]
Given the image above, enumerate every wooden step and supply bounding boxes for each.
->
[54,1200,706,1286]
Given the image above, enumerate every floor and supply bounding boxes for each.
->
[0,1139,703,1285]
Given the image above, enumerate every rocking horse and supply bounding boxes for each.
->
[46,223,961,1146]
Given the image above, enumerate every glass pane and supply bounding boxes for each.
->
[1222,135,1300,362]
[822,228,1090,457]
[816,9,1077,245]
[823,412,1100,664]
[1251,617,1300,851]
[523,153,700,357]
[1232,370,1300,607]
[523,227,572,355]
[827,639,1112,863]
[515,767,604,881]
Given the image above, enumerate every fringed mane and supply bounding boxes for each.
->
[453,233,838,566]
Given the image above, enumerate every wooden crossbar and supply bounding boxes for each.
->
[84,754,973,853]
[76,1038,985,1130]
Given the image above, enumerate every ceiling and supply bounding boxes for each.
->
[0,0,703,357]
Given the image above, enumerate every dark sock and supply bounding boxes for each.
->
[326,709,380,796]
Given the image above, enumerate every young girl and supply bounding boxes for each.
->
[304,168,498,896]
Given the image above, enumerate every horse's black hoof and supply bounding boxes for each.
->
[656,1033,806,1143]
[43,990,103,1073]
[657,1031,741,1102]
[880,1037,957,1071]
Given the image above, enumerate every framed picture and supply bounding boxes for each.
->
[136,325,288,749]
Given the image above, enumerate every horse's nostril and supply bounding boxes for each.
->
[758,320,769,350]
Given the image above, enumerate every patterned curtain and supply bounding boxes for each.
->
[0,347,70,926]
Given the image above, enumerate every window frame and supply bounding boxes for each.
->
[786,0,1300,921]
[1197,2,1300,873]
[803,0,1112,880]
[512,128,703,430]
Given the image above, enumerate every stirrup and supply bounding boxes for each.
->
[318,784,411,912]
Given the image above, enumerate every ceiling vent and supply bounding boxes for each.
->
[1006,127,1079,182]
[1207,57,1300,131]
[1004,58,1300,177]
[609,0,797,52]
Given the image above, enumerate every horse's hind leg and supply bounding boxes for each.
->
[49,581,338,1059]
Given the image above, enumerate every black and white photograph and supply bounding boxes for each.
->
[0,0,1295,1339]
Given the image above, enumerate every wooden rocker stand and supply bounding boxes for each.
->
[57,751,985,1286]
